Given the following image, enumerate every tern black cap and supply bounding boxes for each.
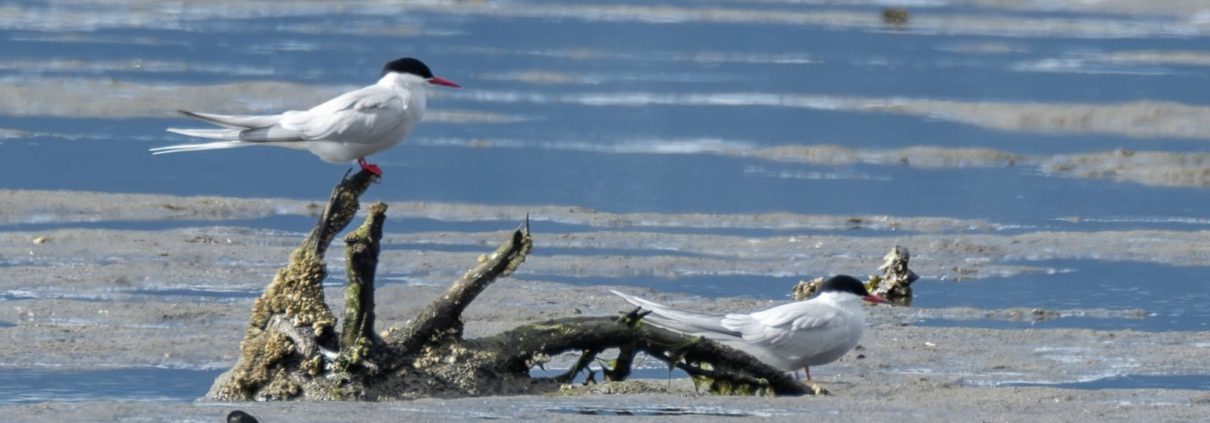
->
[381,57,434,78]
[817,275,871,297]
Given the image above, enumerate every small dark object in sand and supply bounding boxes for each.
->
[227,410,259,423]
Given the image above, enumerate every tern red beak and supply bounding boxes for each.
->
[863,295,888,304]
[427,76,461,88]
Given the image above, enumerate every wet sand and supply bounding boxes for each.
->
[1,190,1208,421]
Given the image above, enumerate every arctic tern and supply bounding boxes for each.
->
[153,57,459,176]
[613,275,885,380]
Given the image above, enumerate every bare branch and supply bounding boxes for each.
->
[304,170,377,257]
[391,224,533,356]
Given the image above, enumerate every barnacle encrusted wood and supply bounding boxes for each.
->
[792,245,917,305]
[208,170,376,401]
[209,170,845,400]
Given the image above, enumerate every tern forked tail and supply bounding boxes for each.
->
[149,139,253,155]
[610,290,739,338]
[155,110,305,157]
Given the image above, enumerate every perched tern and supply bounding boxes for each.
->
[153,57,459,176]
[612,275,885,380]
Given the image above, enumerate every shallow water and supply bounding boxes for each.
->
[130,288,261,300]
[0,368,222,404]
[546,405,762,417]
[1003,374,1210,391]
[912,260,1210,331]
[3,0,1210,405]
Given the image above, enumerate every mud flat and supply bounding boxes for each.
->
[1,276,1208,422]
[1,190,1208,421]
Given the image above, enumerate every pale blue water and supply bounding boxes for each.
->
[1004,374,1210,391]
[2,1,1210,397]
[0,368,221,404]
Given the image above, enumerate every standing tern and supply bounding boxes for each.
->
[152,57,460,176]
[612,275,885,380]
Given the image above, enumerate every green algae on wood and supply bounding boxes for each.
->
[339,202,387,372]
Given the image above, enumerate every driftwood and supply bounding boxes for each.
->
[207,170,829,401]
[867,245,918,306]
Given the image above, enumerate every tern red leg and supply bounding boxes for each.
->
[357,157,382,176]
[804,366,812,381]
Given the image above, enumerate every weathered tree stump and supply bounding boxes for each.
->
[208,170,847,400]
[867,245,918,306]
[207,170,376,401]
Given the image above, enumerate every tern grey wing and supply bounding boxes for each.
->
[280,86,410,144]
[725,300,862,368]
[723,301,838,346]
